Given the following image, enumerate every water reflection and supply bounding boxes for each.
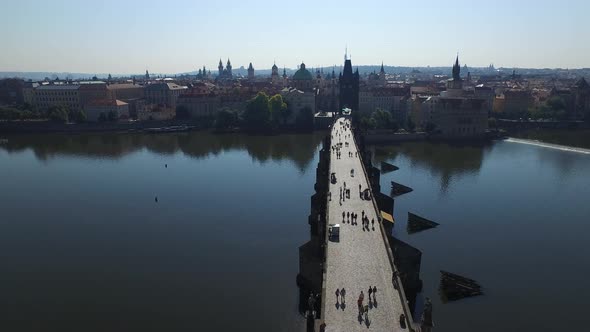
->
[1,131,326,171]
[372,141,492,194]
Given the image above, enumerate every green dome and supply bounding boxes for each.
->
[292,63,312,80]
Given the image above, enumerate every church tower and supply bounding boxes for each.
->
[452,55,461,81]
[339,50,360,115]
[379,61,386,86]
[218,59,224,76]
[447,55,463,90]
[226,59,232,77]
[248,62,255,79]
[271,62,279,84]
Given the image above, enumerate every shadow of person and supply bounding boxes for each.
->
[368,298,373,309]
[341,302,346,311]
[365,316,371,328]
[373,297,378,308]
[335,301,340,310]
[358,312,363,324]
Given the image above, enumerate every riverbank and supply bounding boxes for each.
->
[0,119,318,136]
[0,119,211,134]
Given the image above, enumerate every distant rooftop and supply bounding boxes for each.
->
[36,85,80,90]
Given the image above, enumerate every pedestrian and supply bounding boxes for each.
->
[341,288,346,304]
[342,211,345,220]
[371,218,375,229]
[372,286,377,300]
[358,291,364,313]
[368,287,373,299]
[335,288,340,303]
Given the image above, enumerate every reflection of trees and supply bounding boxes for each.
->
[1,134,139,161]
[177,131,325,172]
[1,131,326,171]
[372,141,491,193]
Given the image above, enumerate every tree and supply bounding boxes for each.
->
[69,109,87,123]
[215,108,239,129]
[0,107,22,120]
[243,92,271,131]
[175,105,191,119]
[359,114,376,131]
[268,94,288,126]
[295,106,314,131]
[107,73,112,81]
[47,106,69,123]
[20,110,35,120]
[370,108,393,129]
[547,96,566,112]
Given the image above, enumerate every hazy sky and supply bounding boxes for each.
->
[1,0,589,74]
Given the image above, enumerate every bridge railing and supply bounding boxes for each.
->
[351,123,420,332]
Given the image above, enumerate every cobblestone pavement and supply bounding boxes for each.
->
[322,118,406,331]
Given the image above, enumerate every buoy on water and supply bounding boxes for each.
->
[155,196,158,203]
[165,164,167,168]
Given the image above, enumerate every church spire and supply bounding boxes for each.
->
[452,54,461,81]
[380,61,385,74]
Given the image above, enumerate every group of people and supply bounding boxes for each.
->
[342,211,359,225]
[361,210,376,232]
[356,286,378,322]
[339,184,350,206]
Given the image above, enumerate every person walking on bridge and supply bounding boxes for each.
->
[358,291,364,315]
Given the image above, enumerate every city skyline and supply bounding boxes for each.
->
[1,0,589,73]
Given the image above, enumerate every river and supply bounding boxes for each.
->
[1,132,589,331]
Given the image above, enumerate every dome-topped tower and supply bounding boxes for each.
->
[292,62,313,91]
[293,63,312,80]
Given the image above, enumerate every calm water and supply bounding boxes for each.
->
[0,132,325,332]
[372,140,590,332]
[1,133,589,332]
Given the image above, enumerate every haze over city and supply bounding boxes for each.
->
[1,0,589,74]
